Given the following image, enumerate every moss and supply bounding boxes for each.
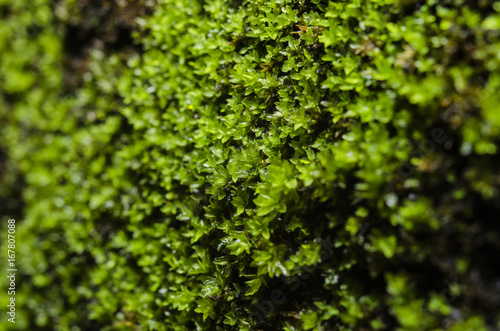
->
[1,0,500,330]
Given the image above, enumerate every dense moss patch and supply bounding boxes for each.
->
[1,0,500,330]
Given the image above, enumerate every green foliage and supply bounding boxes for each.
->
[1,0,500,330]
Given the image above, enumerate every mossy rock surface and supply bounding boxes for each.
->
[1,0,500,330]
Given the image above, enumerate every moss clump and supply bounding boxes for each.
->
[1,0,500,330]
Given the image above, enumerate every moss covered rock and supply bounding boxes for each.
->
[1,0,500,330]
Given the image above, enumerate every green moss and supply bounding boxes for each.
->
[1,0,500,330]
